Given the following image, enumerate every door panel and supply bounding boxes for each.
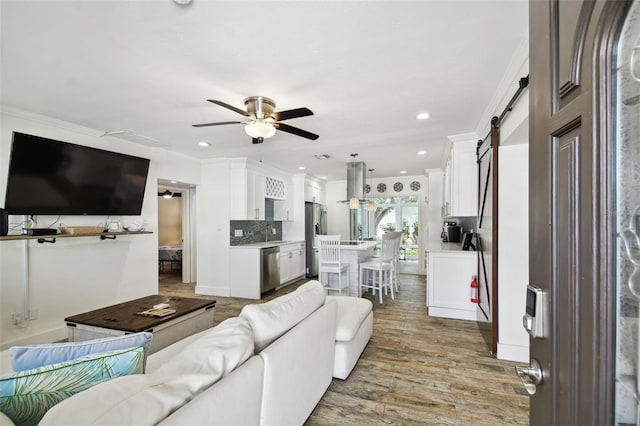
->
[477,128,497,353]
[529,0,629,424]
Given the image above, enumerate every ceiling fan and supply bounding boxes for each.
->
[192,96,319,144]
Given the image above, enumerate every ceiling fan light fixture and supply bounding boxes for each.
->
[161,190,173,199]
[245,121,276,139]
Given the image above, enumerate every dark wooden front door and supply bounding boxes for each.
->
[528,0,630,424]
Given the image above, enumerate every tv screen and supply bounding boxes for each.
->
[4,132,150,215]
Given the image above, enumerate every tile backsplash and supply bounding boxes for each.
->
[230,220,282,245]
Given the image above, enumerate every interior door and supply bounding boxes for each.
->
[527,0,630,423]
[476,125,498,354]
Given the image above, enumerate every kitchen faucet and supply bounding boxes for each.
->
[266,223,272,242]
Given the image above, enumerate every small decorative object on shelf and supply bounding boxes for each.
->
[377,183,387,193]
[393,182,403,192]
[410,181,421,191]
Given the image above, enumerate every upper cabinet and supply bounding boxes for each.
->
[230,159,293,221]
[304,178,325,205]
[442,139,478,218]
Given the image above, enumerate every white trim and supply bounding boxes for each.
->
[427,307,476,321]
[0,327,67,351]
[194,283,230,297]
[496,342,529,363]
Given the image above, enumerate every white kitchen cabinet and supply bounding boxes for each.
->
[248,169,265,220]
[441,139,478,218]
[279,241,305,284]
[230,162,265,220]
[426,248,477,320]
[304,180,325,204]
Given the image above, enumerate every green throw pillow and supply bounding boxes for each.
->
[0,346,144,426]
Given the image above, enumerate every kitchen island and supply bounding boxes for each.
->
[321,240,377,297]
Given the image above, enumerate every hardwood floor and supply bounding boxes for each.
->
[159,272,529,425]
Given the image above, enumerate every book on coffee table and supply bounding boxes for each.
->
[137,307,176,317]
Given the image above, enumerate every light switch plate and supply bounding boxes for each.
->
[234,229,243,237]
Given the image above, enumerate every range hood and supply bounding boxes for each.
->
[345,161,366,202]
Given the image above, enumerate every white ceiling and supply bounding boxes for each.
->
[0,0,528,181]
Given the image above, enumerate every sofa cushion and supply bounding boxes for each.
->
[0,346,144,426]
[155,316,254,376]
[326,296,373,341]
[39,317,255,426]
[9,332,152,372]
[240,280,326,352]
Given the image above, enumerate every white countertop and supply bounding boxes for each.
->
[425,241,470,252]
[338,240,377,251]
[230,240,305,249]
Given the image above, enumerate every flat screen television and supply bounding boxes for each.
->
[4,132,150,215]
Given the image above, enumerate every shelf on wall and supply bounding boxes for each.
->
[0,231,153,244]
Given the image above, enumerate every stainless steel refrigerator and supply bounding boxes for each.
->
[305,202,327,277]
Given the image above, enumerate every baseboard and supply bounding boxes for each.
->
[0,327,67,351]
[427,307,476,321]
[496,342,529,363]
[194,283,231,297]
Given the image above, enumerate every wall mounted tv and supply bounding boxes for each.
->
[4,132,150,215]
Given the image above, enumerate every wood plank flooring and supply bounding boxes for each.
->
[159,272,529,425]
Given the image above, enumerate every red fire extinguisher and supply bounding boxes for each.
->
[470,275,478,303]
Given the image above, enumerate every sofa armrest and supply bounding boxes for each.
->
[258,300,337,426]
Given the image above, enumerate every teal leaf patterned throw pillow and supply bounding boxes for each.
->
[0,346,144,426]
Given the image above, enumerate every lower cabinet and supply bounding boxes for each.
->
[280,242,306,285]
[426,250,477,321]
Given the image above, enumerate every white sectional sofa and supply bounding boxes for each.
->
[0,280,372,426]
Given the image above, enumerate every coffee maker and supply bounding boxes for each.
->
[441,221,462,243]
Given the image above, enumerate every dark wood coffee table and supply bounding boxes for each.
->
[65,295,216,354]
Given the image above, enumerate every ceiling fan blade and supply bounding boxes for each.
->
[274,123,319,140]
[207,99,251,117]
[272,107,314,121]
[192,121,243,128]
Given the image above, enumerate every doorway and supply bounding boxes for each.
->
[157,179,196,290]
[371,196,421,275]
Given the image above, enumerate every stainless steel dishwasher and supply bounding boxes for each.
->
[261,246,280,293]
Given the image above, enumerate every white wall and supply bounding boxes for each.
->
[194,159,231,296]
[325,181,350,238]
[497,143,529,362]
[426,170,444,244]
[0,108,201,350]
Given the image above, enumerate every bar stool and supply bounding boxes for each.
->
[359,237,395,303]
[318,235,350,295]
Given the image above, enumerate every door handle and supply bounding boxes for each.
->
[515,359,543,395]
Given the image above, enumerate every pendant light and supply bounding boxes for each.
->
[367,168,376,212]
[349,153,360,210]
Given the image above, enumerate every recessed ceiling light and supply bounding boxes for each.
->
[170,180,177,184]
[416,112,430,120]
[400,170,407,174]
[198,141,210,147]
[417,150,427,155]
[320,176,327,180]
[298,166,306,170]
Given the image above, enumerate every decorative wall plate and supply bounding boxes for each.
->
[377,183,387,193]
[393,182,403,192]
[365,184,371,194]
[410,181,421,191]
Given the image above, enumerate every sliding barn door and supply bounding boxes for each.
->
[476,122,499,354]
